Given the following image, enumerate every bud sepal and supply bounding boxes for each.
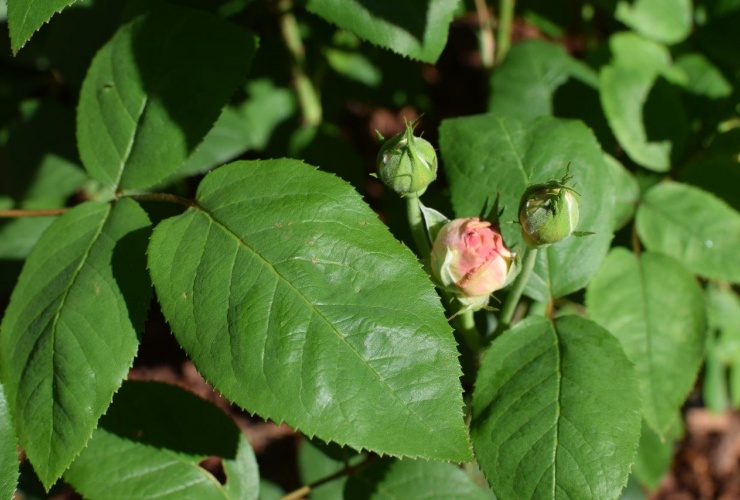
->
[376,119,438,197]
[518,165,582,248]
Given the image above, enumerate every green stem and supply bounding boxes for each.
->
[495,247,537,335]
[495,0,515,64]
[405,195,431,258]
[278,0,322,126]
[455,309,482,353]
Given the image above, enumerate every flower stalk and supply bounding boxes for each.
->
[494,246,537,336]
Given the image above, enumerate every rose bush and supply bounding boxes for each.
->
[430,217,516,309]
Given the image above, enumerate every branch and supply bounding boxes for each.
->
[281,455,374,500]
[123,192,196,208]
[0,208,69,218]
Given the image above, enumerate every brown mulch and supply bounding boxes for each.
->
[652,409,740,499]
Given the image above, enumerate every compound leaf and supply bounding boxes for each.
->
[148,159,471,462]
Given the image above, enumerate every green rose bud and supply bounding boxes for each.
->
[376,120,437,196]
[518,169,581,248]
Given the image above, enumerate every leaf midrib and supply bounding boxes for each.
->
[196,207,441,441]
[40,204,110,478]
[550,321,561,499]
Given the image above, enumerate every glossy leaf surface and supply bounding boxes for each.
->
[65,381,258,499]
[148,159,471,461]
[0,200,151,488]
[587,249,706,434]
[439,114,614,301]
[471,316,641,499]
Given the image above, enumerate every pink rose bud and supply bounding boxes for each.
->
[430,217,516,308]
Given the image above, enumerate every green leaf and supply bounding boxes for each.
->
[615,0,693,44]
[586,248,706,434]
[344,459,494,499]
[148,159,471,462]
[471,315,641,499]
[174,79,297,180]
[600,34,687,172]
[419,201,449,247]
[7,0,76,54]
[324,48,382,87]
[605,154,640,231]
[64,381,258,499]
[674,53,733,98]
[0,199,151,488]
[0,384,19,500]
[77,3,257,191]
[636,182,740,283]
[439,114,614,301]
[632,416,681,490]
[488,39,599,121]
[305,0,458,63]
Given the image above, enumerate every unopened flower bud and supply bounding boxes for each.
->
[430,217,516,309]
[376,121,437,196]
[518,174,580,248]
